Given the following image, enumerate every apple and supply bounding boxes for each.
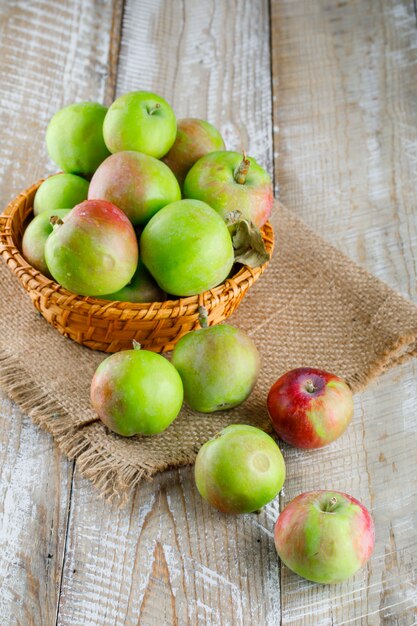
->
[99,260,166,303]
[140,199,234,296]
[88,151,181,226]
[267,367,354,448]
[195,424,286,514]
[46,102,110,177]
[90,341,183,436]
[44,199,138,296]
[183,150,273,227]
[22,209,71,278]
[274,490,375,584]
[162,118,225,187]
[33,173,89,216]
[103,91,177,158]
[171,311,260,412]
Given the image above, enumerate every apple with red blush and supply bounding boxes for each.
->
[267,367,354,448]
[274,490,375,584]
[183,150,273,228]
[162,118,225,187]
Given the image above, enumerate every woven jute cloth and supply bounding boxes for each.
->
[1,200,417,503]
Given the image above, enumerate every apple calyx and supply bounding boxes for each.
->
[305,380,316,394]
[49,215,64,228]
[234,151,251,184]
[198,305,209,329]
[132,340,142,351]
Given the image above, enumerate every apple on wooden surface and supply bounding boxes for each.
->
[88,150,181,226]
[91,342,183,436]
[195,424,286,514]
[274,490,375,584]
[103,91,177,158]
[267,367,354,448]
[183,150,273,227]
[162,118,225,187]
[44,199,138,296]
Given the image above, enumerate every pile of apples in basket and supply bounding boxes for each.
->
[22,91,374,585]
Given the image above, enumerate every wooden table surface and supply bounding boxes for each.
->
[0,1,416,624]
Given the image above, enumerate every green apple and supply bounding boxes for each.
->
[183,150,273,227]
[22,209,71,278]
[140,199,234,296]
[103,91,177,158]
[274,491,375,584]
[45,199,138,296]
[88,151,181,226]
[99,260,166,303]
[90,342,184,436]
[46,102,110,177]
[195,424,286,514]
[172,316,260,412]
[162,118,225,187]
[33,173,89,216]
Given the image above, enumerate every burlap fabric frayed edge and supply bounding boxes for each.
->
[1,305,416,505]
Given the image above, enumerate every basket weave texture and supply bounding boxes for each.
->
[0,180,274,353]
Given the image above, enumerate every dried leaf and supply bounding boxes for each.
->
[232,219,270,268]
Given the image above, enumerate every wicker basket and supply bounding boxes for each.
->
[0,179,274,353]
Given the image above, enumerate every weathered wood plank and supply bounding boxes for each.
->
[0,1,123,624]
[271,0,417,623]
[56,0,276,624]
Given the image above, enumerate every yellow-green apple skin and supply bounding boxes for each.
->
[140,199,234,296]
[90,346,183,436]
[195,424,286,514]
[267,367,354,448]
[162,118,225,187]
[103,91,177,158]
[99,260,165,303]
[183,150,273,227]
[44,199,138,296]
[88,151,181,226]
[274,491,375,584]
[172,324,260,412]
[33,173,89,216]
[22,209,71,278]
[46,102,110,177]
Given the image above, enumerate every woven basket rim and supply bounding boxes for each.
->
[0,179,275,318]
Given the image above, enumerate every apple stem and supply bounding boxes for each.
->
[49,216,64,227]
[198,306,209,329]
[132,340,142,351]
[325,496,338,512]
[305,380,316,394]
[234,151,250,184]
[148,103,161,115]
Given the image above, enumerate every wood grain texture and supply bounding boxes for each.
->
[0,1,123,624]
[271,0,417,623]
[1,0,416,624]
[55,0,277,624]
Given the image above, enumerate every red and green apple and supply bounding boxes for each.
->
[267,367,354,448]
[90,342,183,436]
[274,490,375,584]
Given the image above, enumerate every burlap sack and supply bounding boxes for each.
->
[1,201,416,503]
